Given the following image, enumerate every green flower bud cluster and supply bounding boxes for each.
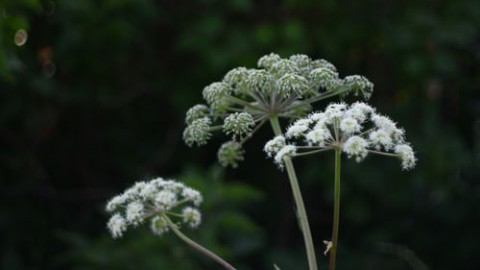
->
[223,112,255,139]
[183,117,212,147]
[183,53,375,167]
[217,141,244,168]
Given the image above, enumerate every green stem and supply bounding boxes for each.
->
[164,216,236,270]
[329,149,341,270]
[269,116,318,270]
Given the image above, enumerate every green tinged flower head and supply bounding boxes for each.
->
[311,59,337,72]
[185,104,210,124]
[223,67,250,94]
[257,53,281,70]
[342,75,374,99]
[223,112,255,138]
[277,73,310,98]
[309,68,339,91]
[247,69,273,94]
[289,54,311,75]
[202,82,232,114]
[184,52,375,167]
[270,59,299,78]
[183,117,212,146]
[217,141,245,168]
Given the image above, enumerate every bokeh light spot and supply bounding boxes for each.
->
[14,29,28,46]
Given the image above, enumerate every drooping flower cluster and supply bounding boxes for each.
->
[106,177,203,239]
[183,53,374,167]
[264,102,416,170]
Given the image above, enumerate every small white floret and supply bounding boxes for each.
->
[126,201,144,225]
[340,117,361,134]
[150,216,170,236]
[182,187,203,206]
[155,190,177,211]
[107,213,127,239]
[305,127,331,146]
[343,136,369,162]
[182,207,202,228]
[274,145,297,167]
[395,144,416,170]
[369,129,393,150]
[286,119,312,138]
[106,194,128,212]
[371,114,397,132]
[264,135,286,157]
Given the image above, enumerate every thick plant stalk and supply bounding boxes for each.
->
[269,116,318,270]
[329,149,342,270]
[165,216,237,270]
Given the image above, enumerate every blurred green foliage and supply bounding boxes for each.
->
[0,0,479,270]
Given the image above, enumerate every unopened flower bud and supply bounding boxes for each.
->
[183,117,212,147]
[277,73,309,98]
[258,53,281,70]
[217,141,245,168]
[185,104,210,124]
[309,68,339,91]
[343,75,374,99]
[223,112,255,138]
[311,59,337,72]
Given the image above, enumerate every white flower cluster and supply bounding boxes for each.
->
[106,177,203,239]
[183,53,375,168]
[264,102,416,170]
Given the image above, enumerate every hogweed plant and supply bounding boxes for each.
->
[106,53,416,270]
[264,102,416,270]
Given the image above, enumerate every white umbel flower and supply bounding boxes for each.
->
[265,101,416,171]
[395,144,416,170]
[105,177,204,238]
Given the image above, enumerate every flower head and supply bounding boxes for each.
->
[184,53,375,167]
[105,177,203,238]
[264,102,416,170]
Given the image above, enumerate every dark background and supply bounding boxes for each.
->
[1,0,479,269]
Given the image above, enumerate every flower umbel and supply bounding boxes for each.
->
[106,177,203,239]
[264,102,416,169]
[183,53,374,167]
